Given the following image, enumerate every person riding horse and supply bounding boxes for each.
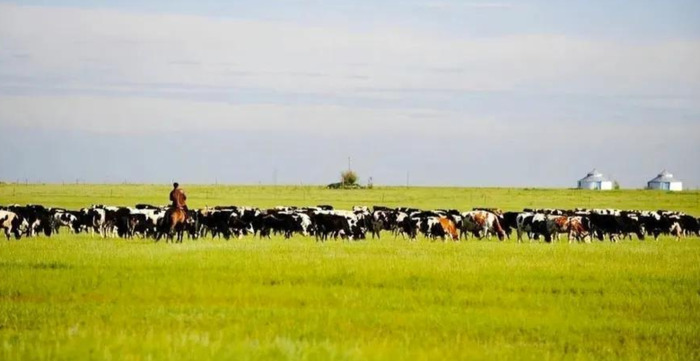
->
[158,182,188,242]
[169,182,187,212]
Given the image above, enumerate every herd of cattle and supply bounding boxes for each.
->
[0,203,698,243]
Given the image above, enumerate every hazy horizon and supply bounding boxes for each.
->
[1,1,698,188]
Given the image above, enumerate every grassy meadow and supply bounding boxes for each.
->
[1,184,699,360]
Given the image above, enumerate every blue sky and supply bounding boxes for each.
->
[0,1,698,187]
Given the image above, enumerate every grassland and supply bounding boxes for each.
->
[1,184,699,361]
[2,184,699,214]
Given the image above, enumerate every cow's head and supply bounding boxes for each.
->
[14,216,29,239]
[496,229,506,241]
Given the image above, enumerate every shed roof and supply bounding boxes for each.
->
[579,169,610,183]
[648,170,682,183]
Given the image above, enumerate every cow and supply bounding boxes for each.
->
[439,217,459,241]
[369,210,389,239]
[226,212,253,239]
[669,220,683,241]
[501,211,520,239]
[259,213,288,238]
[678,215,699,237]
[50,208,79,234]
[538,215,591,243]
[588,212,644,242]
[202,209,237,240]
[80,206,107,237]
[567,216,592,243]
[516,213,549,242]
[461,211,506,241]
[8,205,52,237]
[0,210,28,240]
[293,212,313,236]
[544,215,572,242]
[394,212,419,240]
[129,207,165,238]
[126,213,149,238]
[416,216,445,240]
[312,212,353,242]
[260,212,312,239]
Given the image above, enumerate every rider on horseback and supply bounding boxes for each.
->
[158,182,188,242]
[169,182,187,212]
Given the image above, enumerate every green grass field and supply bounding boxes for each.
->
[1,185,699,361]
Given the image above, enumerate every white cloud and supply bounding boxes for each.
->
[0,95,465,135]
[2,94,697,151]
[1,3,698,99]
[0,2,698,152]
[422,1,515,10]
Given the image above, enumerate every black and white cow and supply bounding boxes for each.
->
[501,211,520,239]
[50,208,79,234]
[391,211,418,240]
[259,213,296,239]
[312,212,353,242]
[128,207,165,238]
[516,213,549,242]
[201,208,237,239]
[0,210,29,240]
[369,210,390,239]
[588,212,645,242]
[8,205,52,237]
[415,216,446,240]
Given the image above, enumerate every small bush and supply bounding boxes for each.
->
[341,170,358,186]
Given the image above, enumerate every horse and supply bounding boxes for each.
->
[156,207,187,243]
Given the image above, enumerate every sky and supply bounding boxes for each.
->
[0,0,698,188]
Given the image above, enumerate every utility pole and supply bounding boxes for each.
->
[348,156,352,171]
[406,171,410,188]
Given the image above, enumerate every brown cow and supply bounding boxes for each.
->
[439,217,459,241]
[567,216,591,243]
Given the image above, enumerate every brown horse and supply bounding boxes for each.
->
[156,207,187,243]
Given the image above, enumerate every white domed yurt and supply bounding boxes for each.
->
[647,170,683,191]
[577,169,613,190]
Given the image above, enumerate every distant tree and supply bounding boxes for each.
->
[341,170,359,186]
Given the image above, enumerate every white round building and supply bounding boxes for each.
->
[647,170,683,191]
[577,169,613,190]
